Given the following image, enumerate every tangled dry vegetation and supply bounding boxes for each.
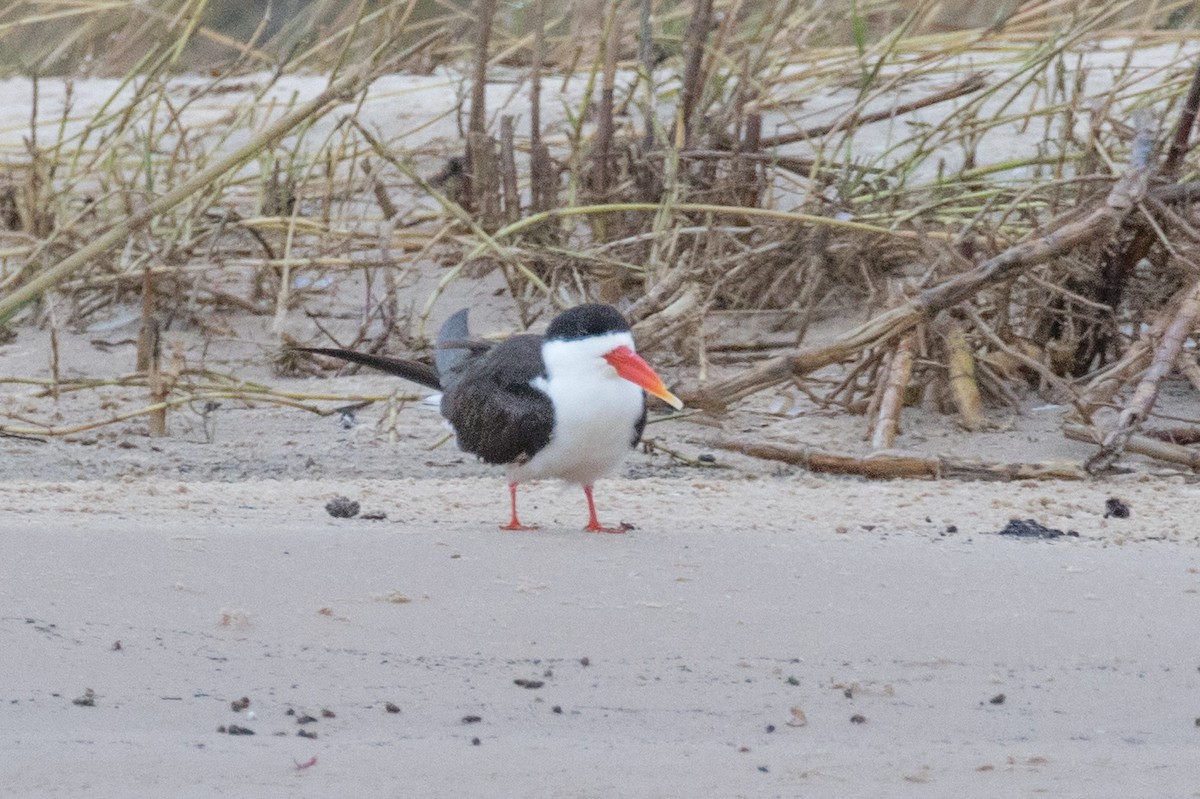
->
[2,0,1200,478]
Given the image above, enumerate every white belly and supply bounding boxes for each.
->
[512,371,644,486]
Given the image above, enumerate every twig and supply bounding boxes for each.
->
[748,74,987,149]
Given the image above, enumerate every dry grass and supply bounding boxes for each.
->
[0,0,1199,465]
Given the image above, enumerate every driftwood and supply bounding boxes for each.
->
[1084,276,1200,473]
[678,162,1151,411]
[713,436,1086,481]
[1064,423,1200,472]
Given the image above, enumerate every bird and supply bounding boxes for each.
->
[297,304,683,533]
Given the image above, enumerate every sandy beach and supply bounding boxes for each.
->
[3,467,1200,798]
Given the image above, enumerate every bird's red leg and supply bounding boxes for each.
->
[499,482,538,531]
[582,484,629,534]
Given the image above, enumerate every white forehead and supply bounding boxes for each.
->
[541,330,636,375]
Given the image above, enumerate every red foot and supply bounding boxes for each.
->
[583,521,632,534]
[582,485,631,533]
[500,521,540,532]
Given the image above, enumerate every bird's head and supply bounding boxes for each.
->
[543,304,684,410]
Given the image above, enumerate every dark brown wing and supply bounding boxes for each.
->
[441,334,554,465]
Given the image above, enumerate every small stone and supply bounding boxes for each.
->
[385,702,401,714]
[324,496,360,518]
[989,693,1006,705]
[850,714,867,724]
[1104,498,1130,519]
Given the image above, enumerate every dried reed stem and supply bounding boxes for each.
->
[870,332,915,449]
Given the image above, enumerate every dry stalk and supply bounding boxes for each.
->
[870,332,915,450]
[943,320,984,432]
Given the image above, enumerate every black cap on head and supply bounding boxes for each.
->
[544,304,631,342]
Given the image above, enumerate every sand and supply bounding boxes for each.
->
[3,469,1200,798]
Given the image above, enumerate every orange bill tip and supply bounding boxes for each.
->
[603,346,685,410]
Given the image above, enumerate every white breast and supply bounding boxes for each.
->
[512,331,644,486]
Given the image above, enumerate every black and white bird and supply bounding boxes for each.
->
[299,304,682,533]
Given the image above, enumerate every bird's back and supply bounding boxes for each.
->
[439,320,555,466]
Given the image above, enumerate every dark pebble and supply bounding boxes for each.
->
[850,714,867,724]
[226,725,255,735]
[385,702,401,714]
[766,724,775,733]
[231,697,250,712]
[698,454,716,463]
[552,706,563,714]
[462,715,482,724]
[296,714,318,725]
[471,737,481,746]
[1104,498,1131,519]
[360,510,388,521]
[989,693,1006,705]
[297,729,317,739]
[321,708,336,718]
[325,496,360,519]
[995,518,1078,539]
[514,679,545,689]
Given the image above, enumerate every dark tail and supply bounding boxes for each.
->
[295,348,441,391]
